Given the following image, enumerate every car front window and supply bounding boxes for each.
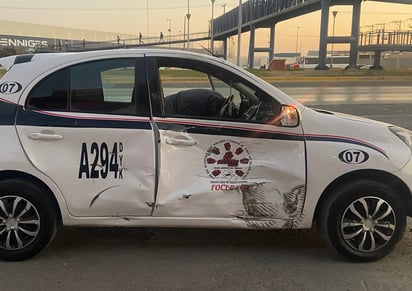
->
[154,57,281,124]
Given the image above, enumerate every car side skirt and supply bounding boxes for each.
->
[60,216,312,229]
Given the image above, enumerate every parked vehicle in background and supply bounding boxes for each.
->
[360,64,373,70]
[298,55,349,69]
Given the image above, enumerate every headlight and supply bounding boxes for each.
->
[389,126,412,148]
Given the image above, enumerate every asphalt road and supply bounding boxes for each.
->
[2,224,411,291]
[280,85,412,106]
[1,84,412,291]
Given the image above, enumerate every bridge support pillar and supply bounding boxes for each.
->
[348,0,361,69]
[223,38,228,60]
[269,25,275,64]
[248,24,276,69]
[248,24,256,69]
[316,0,363,70]
[371,51,383,70]
[315,0,330,70]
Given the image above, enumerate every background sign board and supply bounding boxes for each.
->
[0,34,55,49]
[0,34,101,51]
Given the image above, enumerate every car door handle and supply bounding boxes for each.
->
[165,137,196,146]
[28,132,63,141]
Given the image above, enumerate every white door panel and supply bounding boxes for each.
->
[16,56,156,217]
[17,117,155,217]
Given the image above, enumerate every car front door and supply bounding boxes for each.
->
[16,56,156,217]
[147,56,306,228]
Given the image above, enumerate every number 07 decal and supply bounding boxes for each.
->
[338,149,369,164]
[79,142,124,179]
[0,81,22,94]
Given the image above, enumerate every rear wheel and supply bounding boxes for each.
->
[318,180,407,262]
[0,179,57,261]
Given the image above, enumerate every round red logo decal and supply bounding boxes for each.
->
[204,140,252,180]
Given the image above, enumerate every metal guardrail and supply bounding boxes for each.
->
[32,29,412,54]
[359,30,412,52]
[65,32,210,52]
[360,30,412,46]
[61,30,412,53]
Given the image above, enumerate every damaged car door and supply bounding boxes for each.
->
[148,55,306,228]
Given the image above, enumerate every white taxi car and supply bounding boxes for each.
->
[0,49,411,261]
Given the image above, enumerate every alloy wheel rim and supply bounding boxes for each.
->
[0,196,40,250]
[340,196,396,253]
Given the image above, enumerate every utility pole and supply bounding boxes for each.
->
[375,23,386,31]
[392,20,401,31]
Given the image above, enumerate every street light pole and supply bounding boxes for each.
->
[186,0,191,50]
[210,0,215,55]
[183,16,186,49]
[295,26,301,54]
[167,19,172,48]
[222,3,226,14]
[331,11,338,69]
[146,0,149,36]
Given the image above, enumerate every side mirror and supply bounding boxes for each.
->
[279,105,299,127]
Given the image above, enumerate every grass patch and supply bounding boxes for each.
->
[159,69,207,82]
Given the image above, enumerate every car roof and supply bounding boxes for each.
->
[0,49,224,70]
[0,53,71,70]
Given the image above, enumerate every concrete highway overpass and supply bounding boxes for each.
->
[212,0,412,69]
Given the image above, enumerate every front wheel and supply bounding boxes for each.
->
[318,180,407,262]
[0,179,57,261]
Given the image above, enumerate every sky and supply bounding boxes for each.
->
[0,0,412,54]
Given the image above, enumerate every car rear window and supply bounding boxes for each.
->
[27,58,138,115]
[28,69,69,111]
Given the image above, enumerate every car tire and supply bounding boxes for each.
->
[0,179,57,261]
[318,179,407,262]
